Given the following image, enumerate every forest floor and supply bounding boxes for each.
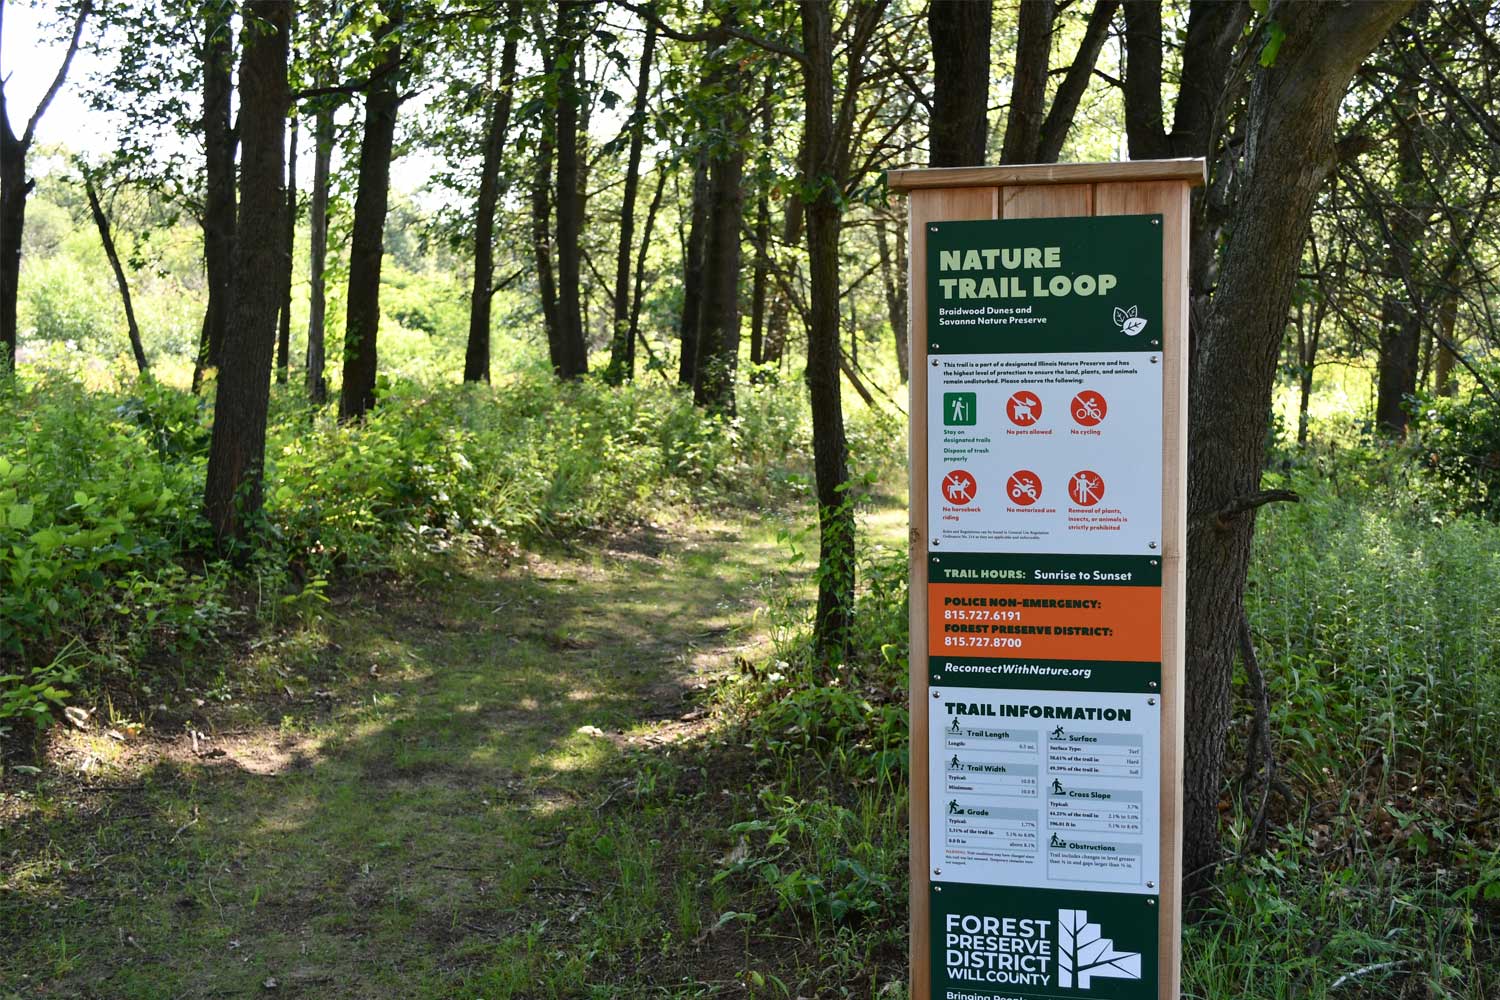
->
[1,504,909,999]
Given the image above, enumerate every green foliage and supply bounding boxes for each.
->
[1,368,816,732]
[1413,377,1500,519]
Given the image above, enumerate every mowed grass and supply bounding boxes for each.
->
[0,513,825,999]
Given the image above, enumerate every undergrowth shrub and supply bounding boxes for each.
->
[1412,373,1500,519]
[0,367,821,738]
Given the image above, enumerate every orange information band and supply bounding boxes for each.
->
[926,582,1161,661]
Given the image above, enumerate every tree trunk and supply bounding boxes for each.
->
[203,0,289,544]
[800,0,854,659]
[465,15,520,385]
[677,151,711,386]
[0,145,29,374]
[1374,107,1425,437]
[552,0,589,380]
[692,141,745,414]
[0,0,89,374]
[876,211,908,383]
[276,103,298,384]
[749,76,774,374]
[606,13,656,384]
[339,0,403,422]
[1433,293,1458,396]
[198,0,237,389]
[1000,0,1054,164]
[628,166,668,377]
[692,13,747,415]
[306,95,333,404]
[927,0,991,166]
[1034,0,1119,163]
[83,172,149,376]
[1182,0,1413,896]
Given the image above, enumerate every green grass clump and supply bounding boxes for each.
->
[0,365,824,739]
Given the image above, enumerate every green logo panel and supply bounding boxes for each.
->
[945,391,979,426]
[931,883,1158,1000]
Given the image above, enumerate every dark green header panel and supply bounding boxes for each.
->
[927,215,1163,355]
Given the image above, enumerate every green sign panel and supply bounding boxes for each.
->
[931,883,1159,1000]
[945,391,979,426]
[923,213,1170,1000]
[926,215,1162,355]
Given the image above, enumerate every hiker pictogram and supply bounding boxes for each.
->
[1052,778,1065,794]
[1069,470,1105,506]
[1006,470,1042,506]
[1006,390,1043,426]
[1072,389,1107,426]
[943,469,977,505]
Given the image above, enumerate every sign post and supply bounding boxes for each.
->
[888,160,1204,1000]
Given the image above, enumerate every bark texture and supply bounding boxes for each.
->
[198,0,236,388]
[552,0,589,380]
[340,0,403,422]
[203,0,289,544]
[276,105,298,384]
[927,0,991,166]
[677,152,711,386]
[465,14,520,385]
[306,95,333,404]
[1181,0,1414,894]
[605,12,656,384]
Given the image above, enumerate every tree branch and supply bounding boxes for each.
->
[1215,489,1300,530]
[21,0,92,148]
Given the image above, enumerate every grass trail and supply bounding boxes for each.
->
[1,511,838,998]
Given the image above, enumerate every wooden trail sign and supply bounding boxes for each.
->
[887,160,1204,1000]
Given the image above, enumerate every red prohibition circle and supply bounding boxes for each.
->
[1068,470,1105,507]
[1006,391,1043,427]
[942,469,978,505]
[1007,470,1042,506]
[1072,390,1107,426]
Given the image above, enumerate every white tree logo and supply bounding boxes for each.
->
[1057,909,1142,989]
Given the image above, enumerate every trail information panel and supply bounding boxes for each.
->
[925,214,1165,1000]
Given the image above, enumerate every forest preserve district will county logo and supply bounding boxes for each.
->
[944,908,1141,994]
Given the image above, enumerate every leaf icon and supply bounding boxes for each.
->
[1126,304,1139,319]
[1112,306,1128,327]
[1122,316,1148,336]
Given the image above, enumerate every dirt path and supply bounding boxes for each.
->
[1,515,809,999]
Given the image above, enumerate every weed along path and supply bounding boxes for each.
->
[1,514,835,999]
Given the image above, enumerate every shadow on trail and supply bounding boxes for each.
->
[0,519,813,999]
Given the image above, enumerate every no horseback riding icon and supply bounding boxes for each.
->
[943,469,977,505]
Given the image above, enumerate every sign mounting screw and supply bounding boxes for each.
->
[934,868,942,876]
[1149,541,1158,550]
[932,539,941,547]
[1149,681,1158,689]
[1149,355,1159,364]
[1148,697,1157,706]
[933,690,941,699]
[1146,881,1156,889]
[931,358,940,367]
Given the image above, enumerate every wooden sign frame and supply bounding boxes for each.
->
[888,159,1205,1000]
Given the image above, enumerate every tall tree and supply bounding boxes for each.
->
[1168,0,1414,892]
[276,96,299,385]
[194,0,236,391]
[0,0,92,373]
[203,0,290,543]
[464,6,521,385]
[798,0,891,657]
[692,12,748,414]
[305,90,334,404]
[81,168,148,376]
[875,210,907,383]
[676,152,711,386]
[926,0,989,166]
[748,76,774,373]
[551,0,590,380]
[605,9,658,384]
[1001,0,1120,164]
[339,0,404,422]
